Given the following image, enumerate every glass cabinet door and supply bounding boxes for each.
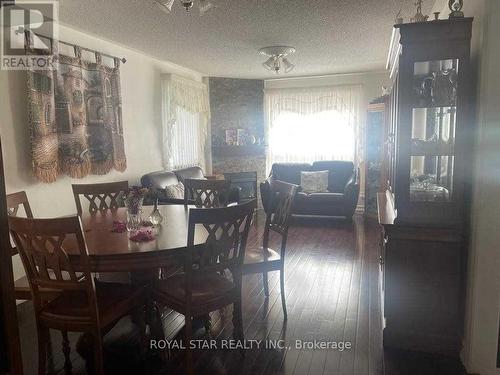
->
[410,59,458,202]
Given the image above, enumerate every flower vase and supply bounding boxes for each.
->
[125,197,144,232]
[126,213,141,232]
[148,199,164,226]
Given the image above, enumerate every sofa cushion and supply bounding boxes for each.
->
[296,192,345,205]
[271,163,312,185]
[311,161,355,193]
[300,170,329,193]
[174,166,205,182]
[164,182,185,200]
[141,171,179,189]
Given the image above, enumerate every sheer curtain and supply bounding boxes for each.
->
[264,84,362,169]
[161,74,210,170]
[170,107,203,169]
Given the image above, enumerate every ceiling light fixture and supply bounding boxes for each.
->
[259,46,296,74]
[154,0,215,16]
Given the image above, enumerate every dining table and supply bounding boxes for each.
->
[66,204,208,273]
[63,204,214,357]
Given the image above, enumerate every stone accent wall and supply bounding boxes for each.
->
[212,156,266,208]
[209,77,266,208]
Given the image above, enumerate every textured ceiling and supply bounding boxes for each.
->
[59,0,435,78]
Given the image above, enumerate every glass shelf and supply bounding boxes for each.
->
[413,59,458,108]
[409,59,459,203]
[410,155,454,202]
[411,107,456,141]
[410,141,454,156]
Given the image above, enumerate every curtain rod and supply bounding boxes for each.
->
[24,30,127,64]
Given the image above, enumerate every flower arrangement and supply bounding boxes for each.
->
[123,186,149,215]
[129,228,156,243]
[111,221,127,233]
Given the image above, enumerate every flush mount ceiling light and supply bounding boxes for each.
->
[154,0,215,15]
[259,46,296,74]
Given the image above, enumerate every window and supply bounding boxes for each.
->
[270,110,354,164]
[170,107,202,169]
[265,85,361,168]
[161,74,210,170]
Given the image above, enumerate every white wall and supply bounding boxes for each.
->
[0,24,202,279]
[264,71,392,209]
[460,1,500,374]
[431,1,500,374]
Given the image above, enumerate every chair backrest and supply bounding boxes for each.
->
[184,179,232,208]
[6,191,33,219]
[266,180,298,236]
[72,181,128,215]
[185,200,256,288]
[8,215,98,322]
[7,191,34,255]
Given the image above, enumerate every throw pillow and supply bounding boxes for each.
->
[300,170,329,194]
[163,182,185,200]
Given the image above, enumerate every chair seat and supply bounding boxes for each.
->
[296,191,345,204]
[244,247,281,264]
[14,272,83,301]
[40,281,144,330]
[152,273,236,313]
[243,247,282,274]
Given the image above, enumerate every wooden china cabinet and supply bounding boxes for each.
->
[378,18,474,355]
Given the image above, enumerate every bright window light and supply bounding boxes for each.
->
[171,106,202,169]
[270,110,355,164]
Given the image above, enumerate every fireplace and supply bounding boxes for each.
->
[223,171,258,203]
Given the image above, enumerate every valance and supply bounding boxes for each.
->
[264,84,364,167]
[163,74,210,116]
[264,84,362,122]
[161,74,210,169]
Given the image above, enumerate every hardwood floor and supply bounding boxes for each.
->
[15,214,464,374]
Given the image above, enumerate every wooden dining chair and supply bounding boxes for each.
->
[72,181,129,215]
[183,178,232,208]
[151,199,256,374]
[8,215,146,375]
[6,191,33,222]
[242,180,298,320]
[7,191,77,368]
[6,191,43,300]
[6,191,33,260]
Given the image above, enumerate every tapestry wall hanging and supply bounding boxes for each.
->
[28,44,126,183]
